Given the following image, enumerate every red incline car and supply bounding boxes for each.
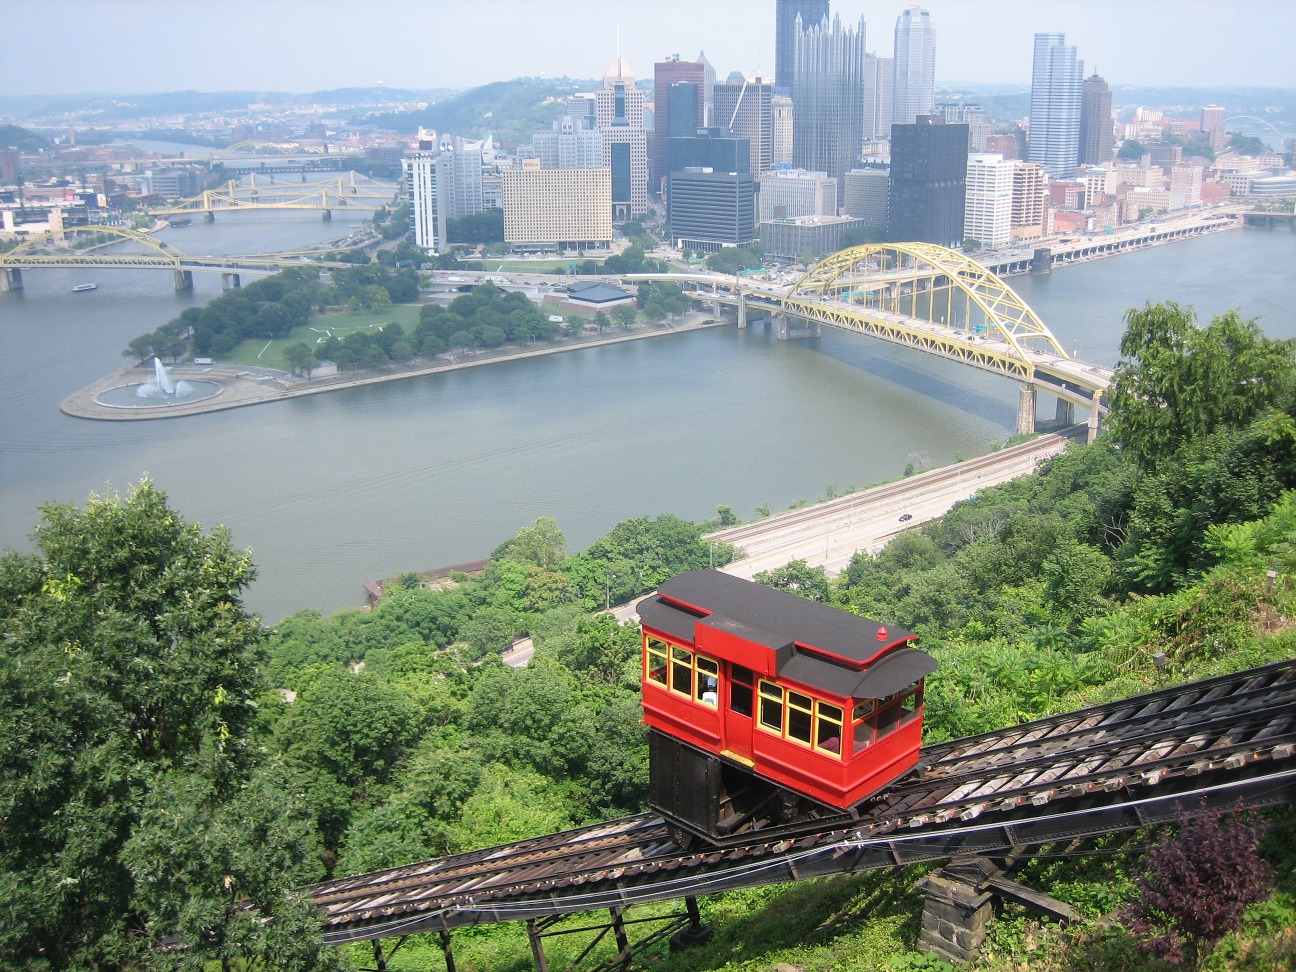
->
[639,569,938,845]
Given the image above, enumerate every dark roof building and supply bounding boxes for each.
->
[889,114,968,248]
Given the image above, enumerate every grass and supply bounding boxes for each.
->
[222,305,423,370]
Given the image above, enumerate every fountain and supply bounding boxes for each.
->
[135,356,197,399]
[94,356,222,409]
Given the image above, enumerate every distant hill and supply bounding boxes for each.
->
[357,77,594,142]
[0,87,452,123]
[0,124,50,152]
[940,84,1296,128]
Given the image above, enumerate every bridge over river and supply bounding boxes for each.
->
[0,224,359,293]
[628,242,1113,439]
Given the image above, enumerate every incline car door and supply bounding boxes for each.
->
[722,663,756,764]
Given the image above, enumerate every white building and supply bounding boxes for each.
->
[771,95,794,166]
[964,153,1015,249]
[759,168,838,220]
[405,151,446,253]
[502,168,613,252]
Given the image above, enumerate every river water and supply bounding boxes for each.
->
[3,214,1293,621]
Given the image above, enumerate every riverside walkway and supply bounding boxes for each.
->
[60,316,725,421]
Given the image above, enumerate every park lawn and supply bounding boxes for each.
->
[224,304,423,370]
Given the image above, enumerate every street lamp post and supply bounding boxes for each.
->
[606,572,618,611]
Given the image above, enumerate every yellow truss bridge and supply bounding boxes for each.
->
[148,174,399,217]
[637,243,1112,437]
[0,225,354,292]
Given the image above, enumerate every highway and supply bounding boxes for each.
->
[502,431,1075,667]
[709,431,1074,580]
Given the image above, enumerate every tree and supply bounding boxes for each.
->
[283,341,318,377]
[1121,807,1274,969]
[499,516,568,568]
[1118,138,1146,160]
[753,560,831,602]
[611,304,639,330]
[0,482,333,969]
[1107,302,1296,469]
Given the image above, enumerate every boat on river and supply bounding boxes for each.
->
[71,283,98,292]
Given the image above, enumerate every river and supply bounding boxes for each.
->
[2,214,1293,621]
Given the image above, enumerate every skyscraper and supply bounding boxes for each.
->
[792,13,866,207]
[1078,74,1113,166]
[653,57,707,190]
[714,72,774,176]
[775,0,830,94]
[889,115,968,247]
[1028,33,1084,179]
[892,6,935,125]
[964,153,1015,250]
[595,53,649,221]
[530,115,604,170]
[862,54,894,142]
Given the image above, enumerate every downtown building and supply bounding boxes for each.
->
[714,72,774,177]
[759,168,838,220]
[406,151,447,253]
[843,167,890,229]
[1078,74,1114,166]
[775,0,830,94]
[888,115,968,248]
[792,13,867,207]
[595,54,649,221]
[502,166,613,253]
[892,6,936,125]
[1028,33,1084,179]
[964,153,1015,250]
[668,168,756,252]
[652,56,708,190]
[667,130,754,251]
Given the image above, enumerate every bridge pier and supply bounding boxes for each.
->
[1,267,22,292]
[1016,384,1037,435]
[204,211,215,223]
[1054,398,1074,426]
[1087,391,1104,445]
[322,209,333,221]
[221,272,242,290]
[173,269,193,292]
[737,293,747,328]
[777,314,821,340]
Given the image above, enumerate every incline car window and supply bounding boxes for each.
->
[644,637,718,708]
[757,680,844,759]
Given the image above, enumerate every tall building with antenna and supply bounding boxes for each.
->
[596,51,649,220]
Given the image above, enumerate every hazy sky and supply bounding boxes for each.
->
[4,0,1293,98]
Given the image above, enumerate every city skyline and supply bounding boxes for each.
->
[3,0,1294,100]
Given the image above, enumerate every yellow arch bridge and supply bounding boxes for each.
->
[640,243,1112,439]
[0,225,354,293]
[148,173,399,218]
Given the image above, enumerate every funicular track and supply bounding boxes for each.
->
[314,660,1296,945]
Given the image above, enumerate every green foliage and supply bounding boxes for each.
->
[447,206,504,243]
[0,482,331,968]
[1107,302,1296,470]
[366,77,583,142]
[416,281,560,354]
[705,245,764,274]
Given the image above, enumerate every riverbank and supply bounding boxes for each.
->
[60,315,725,421]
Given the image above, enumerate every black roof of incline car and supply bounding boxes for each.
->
[638,569,937,700]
